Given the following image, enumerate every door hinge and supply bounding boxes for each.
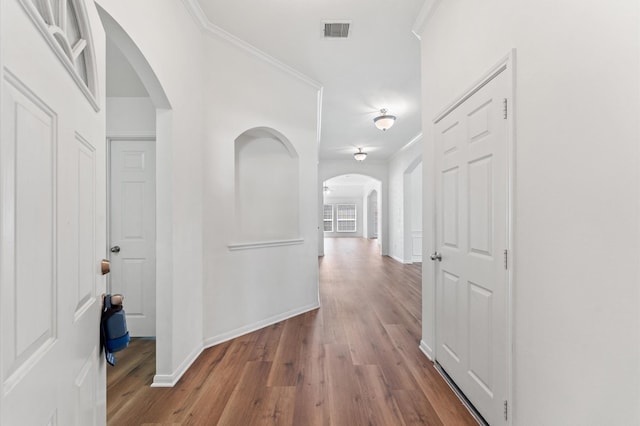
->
[504,400,508,421]
[503,98,508,119]
[503,249,508,270]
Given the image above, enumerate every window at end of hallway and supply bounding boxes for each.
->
[336,204,356,232]
[323,204,333,232]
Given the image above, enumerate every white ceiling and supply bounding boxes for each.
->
[197,0,423,161]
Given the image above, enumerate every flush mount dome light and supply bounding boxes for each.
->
[354,148,367,162]
[373,108,396,131]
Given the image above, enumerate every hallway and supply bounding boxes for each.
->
[108,238,475,425]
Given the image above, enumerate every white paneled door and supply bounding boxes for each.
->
[433,69,510,425]
[109,139,156,337]
[1,0,106,424]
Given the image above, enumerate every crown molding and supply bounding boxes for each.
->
[390,132,423,161]
[411,0,443,40]
[182,0,323,90]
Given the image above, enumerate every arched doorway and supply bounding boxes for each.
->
[97,5,173,386]
[321,174,382,254]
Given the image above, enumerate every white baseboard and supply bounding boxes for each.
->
[151,302,321,387]
[390,255,412,264]
[419,339,434,361]
[203,302,320,349]
[151,344,204,388]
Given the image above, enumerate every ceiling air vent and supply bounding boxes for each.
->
[324,22,350,38]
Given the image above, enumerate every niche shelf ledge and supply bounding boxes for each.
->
[228,238,304,251]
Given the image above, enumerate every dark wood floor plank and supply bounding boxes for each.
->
[249,321,285,363]
[324,343,370,426]
[385,323,478,426]
[217,361,296,426]
[291,309,328,426]
[392,389,445,426]
[355,364,407,426]
[108,238,477,425]
[267,315,307,387]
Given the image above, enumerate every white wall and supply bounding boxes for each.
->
[98,0,321,387]
[363,183,381,241]
[106,97,155,135]
[323,196,364,238]
[201,32,320,346]
[98,0,206,385]
[388,138,423,263]
[417,1,640,424]
[319,160,389,255]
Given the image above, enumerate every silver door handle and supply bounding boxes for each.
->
[430,252,442,262]
[110,245,121,253]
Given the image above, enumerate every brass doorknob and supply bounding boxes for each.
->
[101,259,110,275]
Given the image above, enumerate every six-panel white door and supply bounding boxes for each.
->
[109,139,156,337]
[0,0,106,424]
[434,70,509,425]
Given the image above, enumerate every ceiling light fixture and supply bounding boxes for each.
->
[354,148,367,162]
[323,185,331,194]
[373,108,396,131]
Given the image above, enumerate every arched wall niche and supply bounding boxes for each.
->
[234,127,300,244]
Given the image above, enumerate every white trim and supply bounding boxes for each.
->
[203,303,320,349]
[434,52,513,123]
[181,0,322,90]
[411,0,443,40]
[389,132,423,161]
[317,87,324,144]
[228,238,304,251]
[151,344,204,388]
[419,340,434,360]
[505,49,517,426]
[0,0,4,412]
[390,255,412,264]
[106,130,156,139]
[429,50,516,426]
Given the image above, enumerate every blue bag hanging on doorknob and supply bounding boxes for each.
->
[100,294,130,365]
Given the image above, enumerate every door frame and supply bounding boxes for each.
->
[427,49,516,424]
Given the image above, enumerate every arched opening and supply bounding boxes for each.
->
[322,174,382,253]
[97,5,173,389]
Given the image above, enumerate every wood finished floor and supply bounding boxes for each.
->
[108,238,476,425]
